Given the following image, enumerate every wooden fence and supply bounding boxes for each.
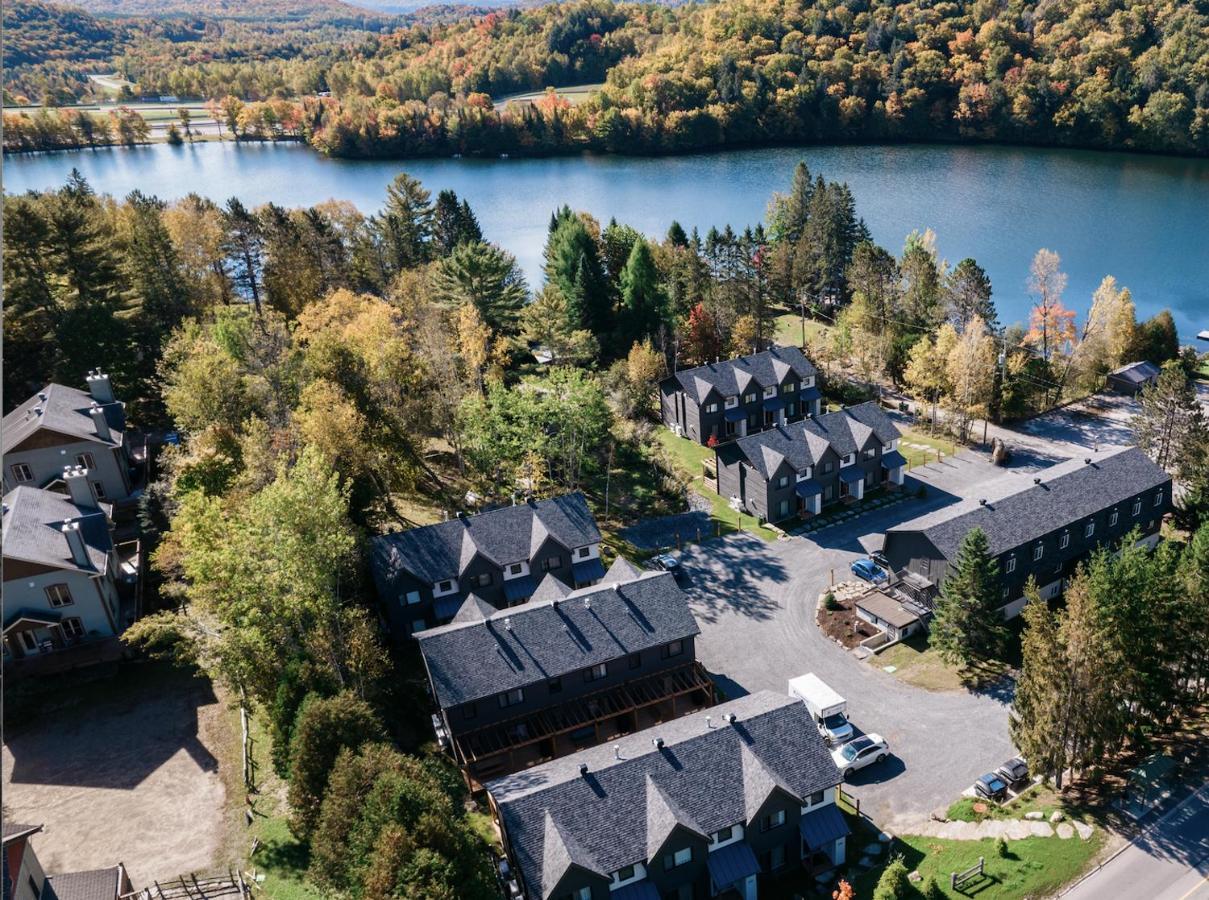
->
[951,856,985,891]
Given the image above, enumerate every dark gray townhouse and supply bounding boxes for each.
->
[487,690,849,900]
[715,401,906,524]
[882,447,1171,618]
[415,562,714,788]
[370,493,604,637]
[659,346,821,446]
[2,370,135,505]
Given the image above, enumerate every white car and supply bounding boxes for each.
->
[831,734,889,778]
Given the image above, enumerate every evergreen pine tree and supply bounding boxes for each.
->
[618,238,665,347]
[1011,579,1070,786]
[928,527,1008,666]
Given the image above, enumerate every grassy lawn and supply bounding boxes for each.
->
[947,783,1083,824]
[898,426,959,470]
[876,635,1010,693]
[849,831,1105,900]
[773,312,832,349]
[654,428,779,542]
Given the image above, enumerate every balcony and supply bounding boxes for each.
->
[453,661,716,788]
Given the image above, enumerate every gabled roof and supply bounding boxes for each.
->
[531,574,572,603]
[46,866,125,900]
[729,402,900,479]
[415,570,699,708]
[450,594,497,625]
[1,822,42,844]
[886,447,1171,560]
[1109,360,1160,385]
[602,557,644,584]
[2,383,125,455]
[371,493,601,588]
[2,486,112,576]
[488,692,838,899]
[665,346,817,403]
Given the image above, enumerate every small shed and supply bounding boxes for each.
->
[1106,360,1160,395]
[855,590,922,642]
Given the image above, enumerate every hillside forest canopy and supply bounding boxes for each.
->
[4,0,1208,157]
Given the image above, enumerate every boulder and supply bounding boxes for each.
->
[908,871,923,884]
[1050,810,1066,823]
[1056,823,1076,839]
[1024,811,1045,821]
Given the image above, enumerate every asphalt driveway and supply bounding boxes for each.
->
[680,457,1016,831]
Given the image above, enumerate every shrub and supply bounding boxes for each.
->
[287,692,386,838]
[824,592,841,611]
[872,857,910,900]
[996,835,1010,858]
[921,877,946,900]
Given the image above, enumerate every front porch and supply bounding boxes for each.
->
[454,661,716,789]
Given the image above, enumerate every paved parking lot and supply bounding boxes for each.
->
[681,454,1016,831]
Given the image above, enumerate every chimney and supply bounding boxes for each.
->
[62,521,89,566]
[706,715,713,729]
[614,744,622,759]
[86,368,115,403]
[579,763,589,777]
[978,498,987,506]
[64,465,97,509]
[89,403,112,442]
[724,712,737,725]
[1033,477,1041,485]
[652,737,664,750]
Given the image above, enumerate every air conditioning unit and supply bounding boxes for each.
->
[671,424,684,438]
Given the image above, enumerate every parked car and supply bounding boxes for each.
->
[850,558,887,583]
[996,757,1029,785]
[870,550,889,570]
[650,553,681,575]
[973,772,1009,801]
[831,734,889,778]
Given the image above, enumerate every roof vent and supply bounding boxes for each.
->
[579,763,589,777]
[705,715,713,729]
[1033,477,1042,485]
[978,498,987,506]
[37,392,47,402]
[503,617,512,631]
[33,406,43,416]
[614,744,622,759]
[1084,457,1092,465]
[652,737,664,749]
[724,713,737,725]
[584,597,592,610]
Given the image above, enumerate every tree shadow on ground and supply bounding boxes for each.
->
[677,533,785,624]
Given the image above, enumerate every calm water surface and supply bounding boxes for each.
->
[5,141,1208,336]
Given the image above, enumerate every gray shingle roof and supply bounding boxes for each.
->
[2,383,125,455]
[730,401,900,479]
[1,822,41,843]
[1109,360,1160,385]
[2,487,113,575]
[488,691,838,899]
[887,447,1171,560]
[667,346,817,404]
[46,867,122,900]
[371,493,601,587]
[415,570,699,708]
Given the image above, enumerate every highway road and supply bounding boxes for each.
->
[1063,782,1209,900]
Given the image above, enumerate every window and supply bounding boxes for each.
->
[410,619,427,634]
[499,688,524,708]
[713,826,734,844]
[778,475,790,489]
[1110,509,1119,527]
[614,865,636,883]
[778,499,790,518]
[75,452,96,469]
[663,640,684,658]
[786,402,797,417]
[439,580,454,593]
[705,402,719,414]
[1002,587,1009,599]
[762,843,787,871]
[1033,544,1044,561]
[563,888,591,900]
[1005,557,1017,574]
[629,652,642,669]
[782,383,794,395]
[45,584,74,608]
[822,461,834,474]
[509,563,523,575]
[584,663,608,682]
[462,703,478,720]
[744,392,757,404]
[1133,498,1143,516]
[476,572,492,587]
[864,447,877,459]
[1059,532,1070,550]
[761,809,786,831]
[404,590,421,605]
[1155,490,1164,507]
[92,481,106,499]
[577,547,591,559]
[664,847,692,870]
[11,463,33,483]
[548,677,562,694]
[725,396,738,408]
[61,617,84,639]
[807,791,825,807]
[543,556,561,572]
[1084,521,1095,538]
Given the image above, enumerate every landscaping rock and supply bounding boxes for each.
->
[1056,823,1075,839]
[930,807,949,822]
[908,871,923,884]
[1025,811,1045,820]
[1050,810,1066,823]
[1073,821,1094,840]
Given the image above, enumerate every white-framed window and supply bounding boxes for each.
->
[744,392,757,404]
[11,463,33,483]
[663,640,684,658]
[1033,543,1044,561]
[664,847,692,870]
[705,402,719,414]
[864,447,877,459]
[1005,556,1017,574]
[438,580,453,593]
[509,563,523,575]
[725,396,738,408]
[45,584,74,608]
[803,375,815,388]
[1155,490,1164,507]
[761,809,786,831]
[92,481,107,500]
[499,688,524,708]
[711,825,735,845]
[585,663,608,682]
[1084,521,1095,538]
[1059,533,1070,550]
[1133,498,1143,516]
[842,454,855,466]
[61,617,85,639]
[404,590,421,605]
[782,382,795,395]
[764,386,777,398]
[1110,509,1119,527]
[75,452,96,469]
[577,547,591,559]
[805,790,825,807]
[778,475,790,488]
[610,863,645,889]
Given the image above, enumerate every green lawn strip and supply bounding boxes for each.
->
[946,783,1088,824]
[653,428,779,543]
[877,634,1013,693]
[898,426,959,470]
[772,313,832,348]
[850,831,1104,900]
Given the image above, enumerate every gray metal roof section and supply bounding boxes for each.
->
[856,592,921,629]
[2,383,125,455]
[415,570,700,708]
[666,346,817,403]
[706,840,761,888]
[886,447,1171,559]
[46,866,122,900]
[731,402,900,479]
[799,804,850,850]
[488,691,838,900]
[1109,360,1160,385]
[2,486,113,575]
[371,493,601,587]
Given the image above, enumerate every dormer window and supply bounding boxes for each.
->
[509,563,523,575]
[439,580,453,592]
[842,454,855,466]
[803,376,815,388]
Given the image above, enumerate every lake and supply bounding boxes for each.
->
[5,140,1208,337]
